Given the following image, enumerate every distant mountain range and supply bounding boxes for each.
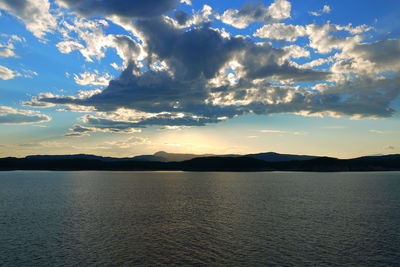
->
[1,151,400,171]
[23,151,318,163]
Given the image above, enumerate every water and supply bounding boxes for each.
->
[1,171,399,266]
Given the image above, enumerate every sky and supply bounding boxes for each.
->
[0,0,399,158]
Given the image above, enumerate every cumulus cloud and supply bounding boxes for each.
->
[0,106,51,124]
[57,0,179,19]
[332,39,400,74]
[16,0,400,129]
[220,0,291,29]
[0,0,57,39]
[172,5,214,28]
[73,70,112,86]
[56,17,143,67]
[32,18,328,123]
[305,23,372,54]
[254,23,306,42]
[309,5,331,17]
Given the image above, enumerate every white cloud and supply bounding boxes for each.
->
[0,65,18,80]
[309,5,331,17]
[268,0,291,20]
[0,34,25,57]
[259,129,308,135]
[56,41,84,53]
[73,70,112,86]
[65,124,142,137]
[0,43,16,57]
[180,0,191,5]
[323,5,331,13]
[369,130,400,134]
[56,17,143,67]
[105,136,150,148]
[254,23,306,42]
[220,0,291,29]
[0,0,57,39]
[0,106,51,124]
[0,65,38,80]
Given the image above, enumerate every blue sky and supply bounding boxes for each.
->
[0,0,399,158]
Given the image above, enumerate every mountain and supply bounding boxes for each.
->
[1,153,399,172]
[22,151,318,163]
[152,151,216,162]
[246,152,317,162]
[23,151,215,163]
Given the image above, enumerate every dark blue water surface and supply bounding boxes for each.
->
[1,171,400,266]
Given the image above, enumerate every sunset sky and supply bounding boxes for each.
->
[0,0,399,158]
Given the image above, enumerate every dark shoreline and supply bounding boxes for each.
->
[1,155,400,172]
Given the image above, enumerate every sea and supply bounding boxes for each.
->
[1,171,399,266]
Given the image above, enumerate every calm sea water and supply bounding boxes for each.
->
[1,171,399,266]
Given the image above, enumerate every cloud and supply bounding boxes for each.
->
[0,42,16,57]
[369,130,400,134]
[254,23,306,42]
[171,5,214,28]
[180,0,191,5]
[0,34,25,58]
[305,23,372,54]
[18,141,65,148]
[384,145,395,150]
[219,0,291,29]
[105,136,151,148]
[80,112,221,128]
[0,65,18,80]
[320,126,346,129]
[0,64,35,80]
[65,124,142,137]
[0,0,57,38]
[0,106,51,124]
[309,5,331,17]
[56,17,143,67]
[73,70,112,86]
[57,0,179,19]
[258,129,307,135]
[22,5,400,127]
[333,39,400,74]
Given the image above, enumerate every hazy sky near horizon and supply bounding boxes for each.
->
[0,0,399,158]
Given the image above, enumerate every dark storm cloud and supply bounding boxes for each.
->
[30,13,400,126]
[135,18,244,81]
[83,114,220,127]
[57,0,179,19]
[173,10,190,25]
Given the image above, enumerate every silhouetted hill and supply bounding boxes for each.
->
[1,153,399,171]
[22,151,318,163]
[246,152,316,162]
[153,151,215,162]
